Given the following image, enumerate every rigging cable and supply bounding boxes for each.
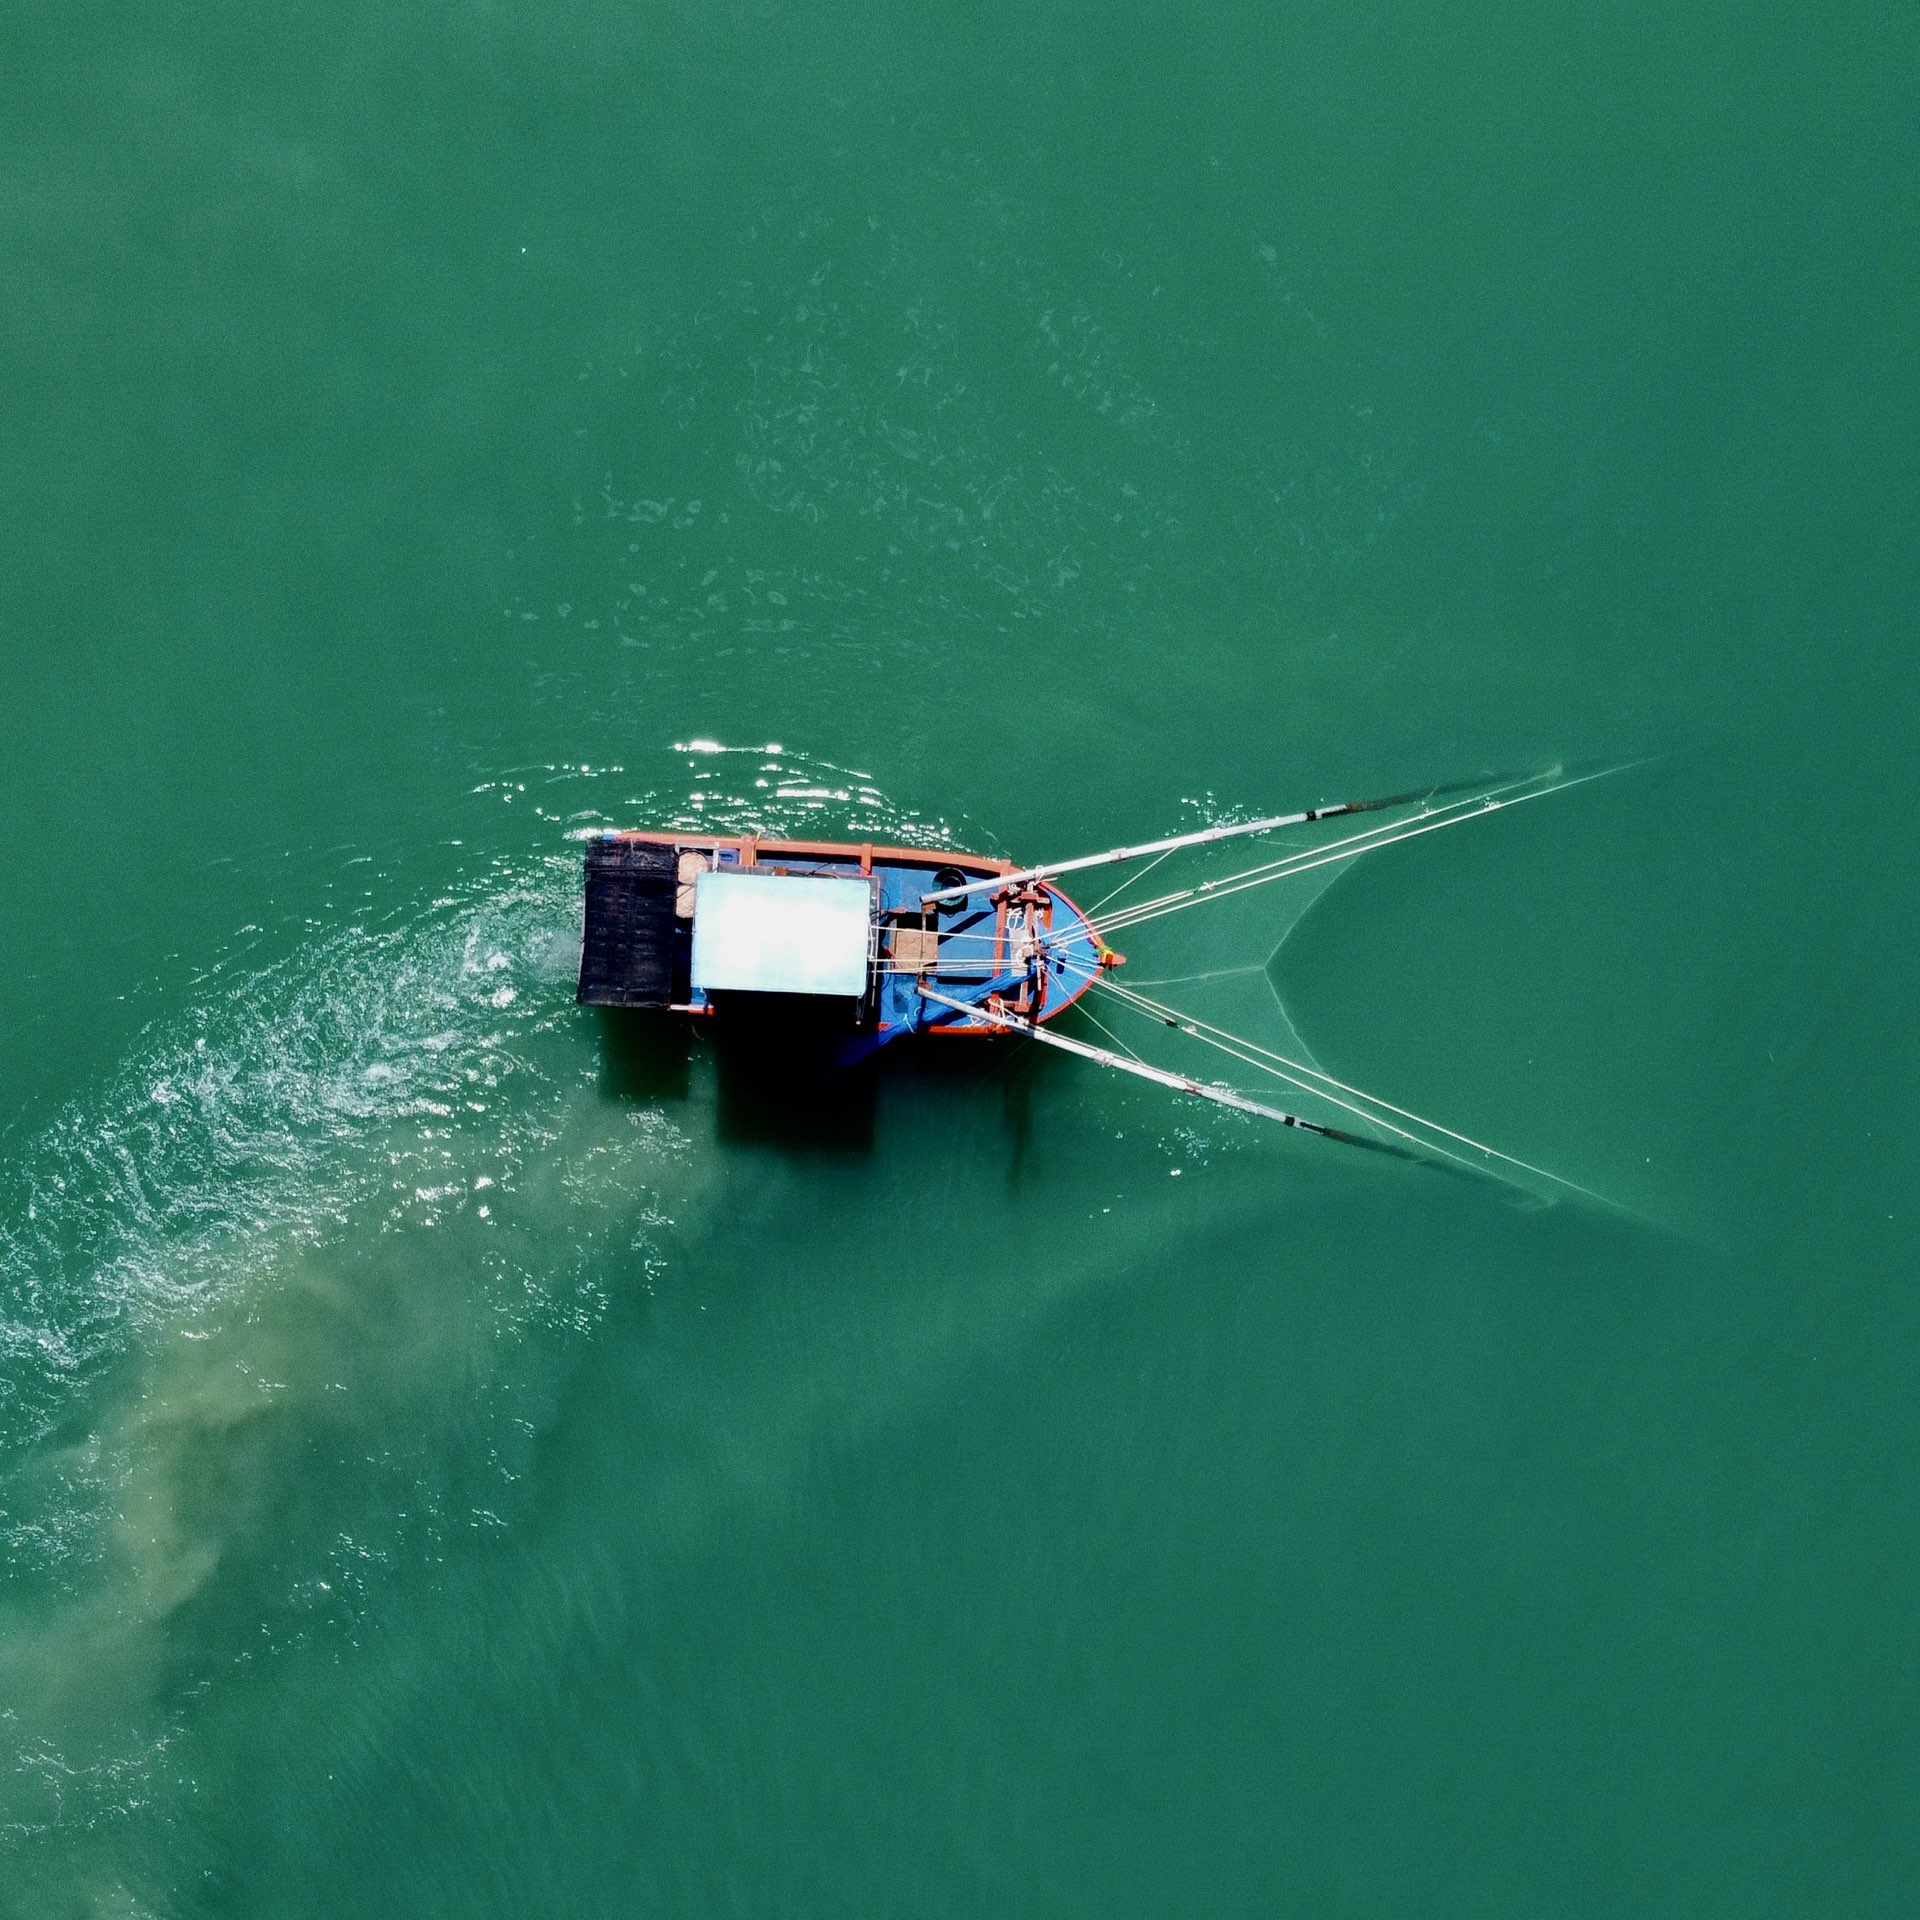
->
[1093,975,1618,1208]
[1083,842,1179,918]
[1088,980,1495,1176]
[1086,763,1634,940]
[1084,775,1554,938]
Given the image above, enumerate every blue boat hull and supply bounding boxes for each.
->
[578,831,1105,1059]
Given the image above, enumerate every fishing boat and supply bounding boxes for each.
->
[577,764,1624,1199]
[577,829,1109,1065]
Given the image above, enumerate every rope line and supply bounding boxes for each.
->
[1086,765,1628,942]
[1077,998,1149,1065]
[1074,785,1523,930]
[1088,981,1491,1175]
[1094,976,1616,1206]
[1083,842,1178,918]
[1111,965,1266,990]
[1084,776,1549,938]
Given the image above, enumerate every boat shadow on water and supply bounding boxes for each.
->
[593,1002,881,1151]
[590,1002,1039,1167]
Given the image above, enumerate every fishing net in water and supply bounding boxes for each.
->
[1048,771,1621,1206]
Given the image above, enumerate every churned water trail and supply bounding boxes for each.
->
[0,850,702,1855]
[0,755,1121,1889]
[3,860,579,1456]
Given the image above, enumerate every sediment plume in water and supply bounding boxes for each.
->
[0,853,699,1846]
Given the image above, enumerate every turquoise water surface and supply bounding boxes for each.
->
[3,2,1917,1913]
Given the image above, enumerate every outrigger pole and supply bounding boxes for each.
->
[918,987,1417,1162]
[917,774,1514,906]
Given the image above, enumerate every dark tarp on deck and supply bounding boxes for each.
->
[577,840,684,1007]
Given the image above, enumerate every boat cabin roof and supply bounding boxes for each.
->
[689,870,872,998]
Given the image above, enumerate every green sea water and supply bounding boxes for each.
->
[4,2,1917,1913]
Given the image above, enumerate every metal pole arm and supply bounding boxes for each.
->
[916,774,1514,907]
[917,987,1341,1138]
